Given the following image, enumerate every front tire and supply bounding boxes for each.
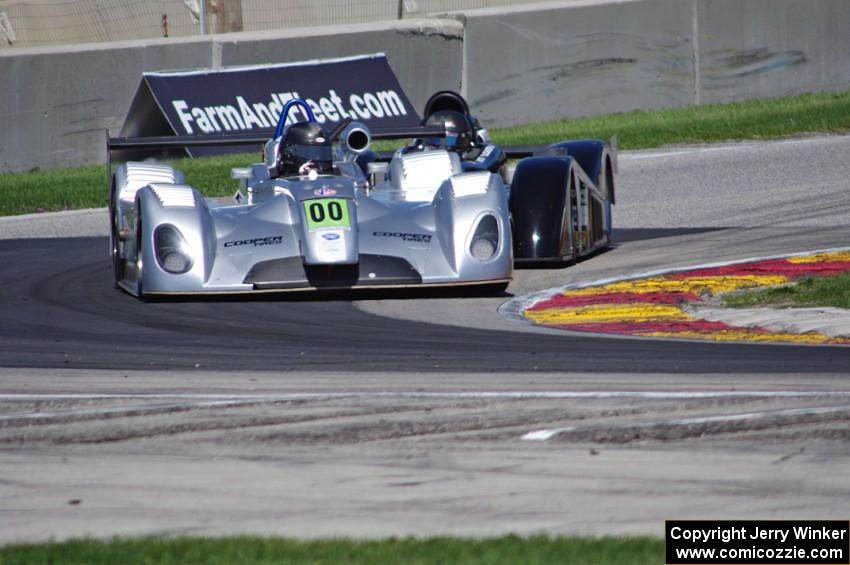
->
[486,281,510,295]
[509,157,575,261]
[135,205,146,300]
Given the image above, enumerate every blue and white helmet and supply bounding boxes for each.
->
[424,110,475,154]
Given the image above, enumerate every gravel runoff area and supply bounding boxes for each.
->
[2,369,850,543]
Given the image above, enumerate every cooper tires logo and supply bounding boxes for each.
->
[224,236,283,248]
[373,231,432,243]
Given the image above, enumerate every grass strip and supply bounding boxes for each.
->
[723,273,850,309]
[493,90,850,148]
[3,89,850,217]
[0,534,662,565]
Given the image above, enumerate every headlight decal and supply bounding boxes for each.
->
[154,224,194,274]
[469,214,499,261]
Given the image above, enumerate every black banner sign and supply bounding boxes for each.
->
[666,520,850,565]
[120,53,419,157]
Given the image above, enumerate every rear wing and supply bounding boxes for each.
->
[108,132,270,152]
[106,124,447,165]
[106,124,448,184]
[107,125,447,154]
[503,145,550,159]
[106,124,449,185]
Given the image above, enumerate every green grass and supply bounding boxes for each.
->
[0,165,109,217]
[0,535,662,565]
[3,89,850,216]
[724,273,850,309]
[492,90,850,149]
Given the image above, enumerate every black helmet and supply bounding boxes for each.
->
[423,90,470,118]
[424,110,474,154]
[276,122,333,177]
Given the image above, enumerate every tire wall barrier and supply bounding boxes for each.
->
[2,0,849,173]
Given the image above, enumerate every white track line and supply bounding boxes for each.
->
[3,391,850,423]
[521,404,850,441]
[0,400,265,423]
[627,146,742,160]
[626,136,842,161]
[3,391,850,402]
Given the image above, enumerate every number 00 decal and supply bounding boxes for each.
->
[303,198,350,230]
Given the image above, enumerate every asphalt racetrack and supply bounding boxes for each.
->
[1,135,849,542]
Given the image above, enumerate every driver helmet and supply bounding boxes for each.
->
[276,122,333,177]
[423,110,475,154]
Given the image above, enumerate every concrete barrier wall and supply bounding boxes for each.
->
[216,19,464,113]
[0,37,214,173]
[0,19,463,174]
[460,0,696,128]
[2,0,849,173]
[460,0,850,127]
[696,0,850,104]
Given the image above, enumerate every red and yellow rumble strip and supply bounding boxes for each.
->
[524,251,850,344]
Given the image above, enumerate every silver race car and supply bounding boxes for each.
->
[108,91,615,298]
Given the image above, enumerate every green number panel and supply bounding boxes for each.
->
[303,198,350,230]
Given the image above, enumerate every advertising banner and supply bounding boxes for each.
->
[120,53,419,157]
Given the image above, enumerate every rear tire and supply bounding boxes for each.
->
[109,175,124,285]
[597,156,615,242]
